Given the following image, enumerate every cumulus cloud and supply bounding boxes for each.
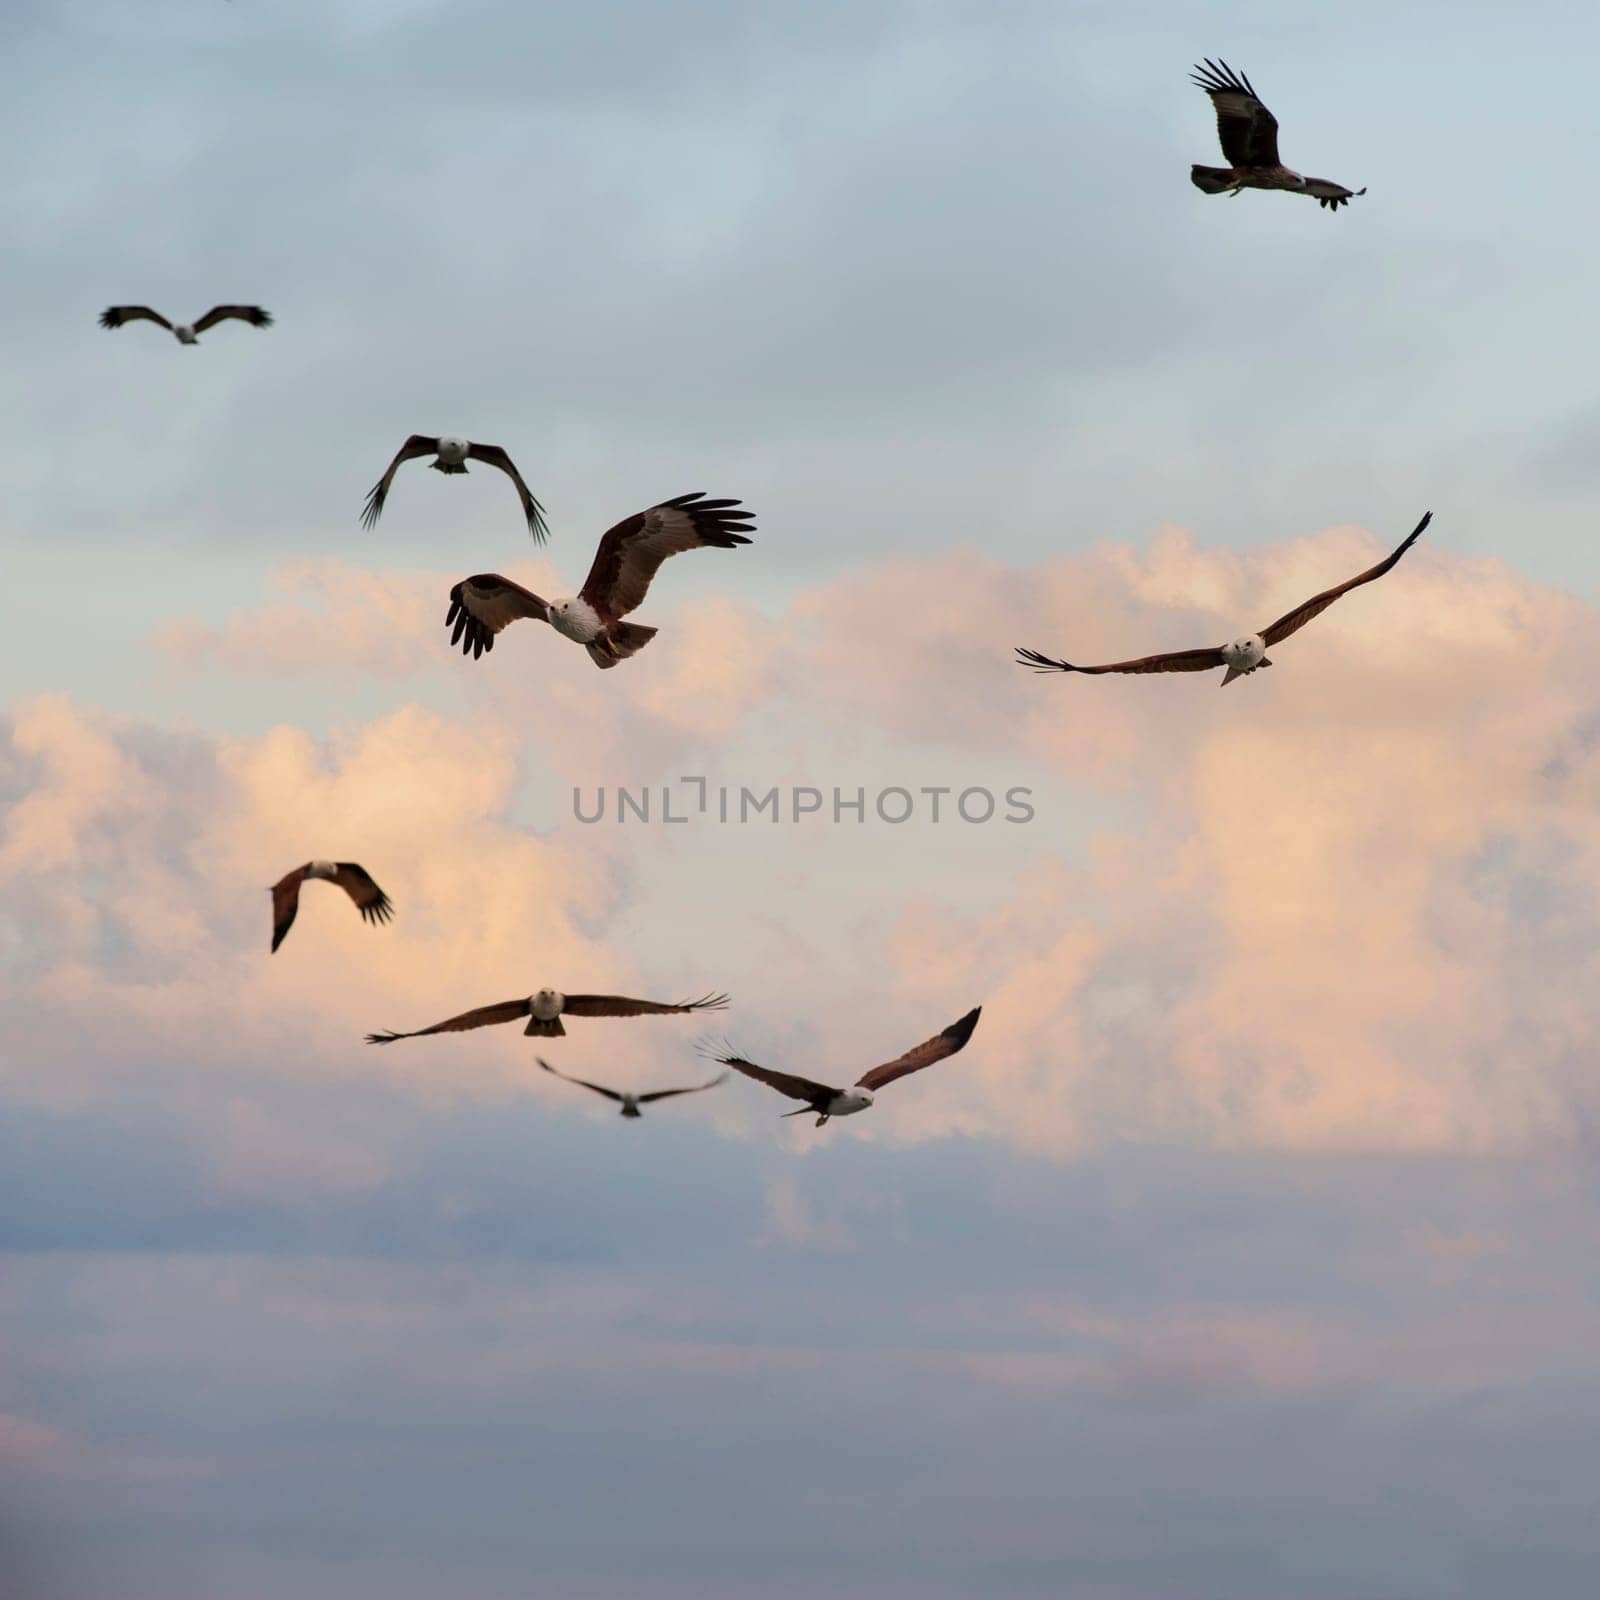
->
[154,559,445,681]
[0,693,690,1142]
[14,522,1600,1163]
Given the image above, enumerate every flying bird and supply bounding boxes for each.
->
[708,1006,982,1127]
[99,304,273,344]
[538,1058,729,1119]
[270,861,393,954]
[444,491,754,670]
[1189,59,1366,211]
[1016,511,1431,688]
[360,435,549,541]
[367,988,729,1045]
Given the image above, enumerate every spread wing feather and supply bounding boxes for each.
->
[192,305,273,333]
[331,864,394,926]
[269,866,310,953]
[637,1072,729,1104]
[715,1053,839,1104]
[366,997,533,1044]
[465,443,549,543]
[99,305,174,331]
[856,1006,982,1091]
[361,435,440,529]
[1305,178,1366,210]
[537,1058,625,1102]
[579,493,755,618]
[1191,59,1280,167]
[561,992,729,1018]
[1015,645,1226,676]
[445,574,550,659]
[1259,512,1431,647]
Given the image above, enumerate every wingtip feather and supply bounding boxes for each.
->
[944,1006,982,1049]
[683,992,731,1013]
[1015,647,1073,672]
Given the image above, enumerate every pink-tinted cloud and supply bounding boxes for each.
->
[0,694,719,1162]
[155,559,446,681]
[14,520,1600,1161]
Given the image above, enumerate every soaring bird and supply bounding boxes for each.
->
[708,1007,982,1128]
[270,861,393,954]
[99,304,273,344]
[1016,511,1430,688]
[538,1058,729,1119]
[1189,59,1366,211]
[367,988,729,1045]
[444,492,754,670]
[360,435,549,541]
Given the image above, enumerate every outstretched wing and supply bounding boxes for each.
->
[269,865,310,953]
[465,442,549,543]
[331,863,394,927]
[1306,179,1366,211]
[361,435,440,529]
[445,574,549,659]
[537,1058,625,1102]
[562,992,730,1019]
[856,1006,982,1092]
[191,305,273,333]
[711,1050,838,1104]
[1191,59,1280,168]
[579,493,755,619]
[366,997,532,1044]
[1015,645,1225,676]
[637,1071,730,1104]
[1259,512,1431,648]
[99,305,173,331]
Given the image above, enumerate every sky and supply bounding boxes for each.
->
[6,1,1600,1596]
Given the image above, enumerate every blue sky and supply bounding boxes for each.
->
[7,3,1600,1597]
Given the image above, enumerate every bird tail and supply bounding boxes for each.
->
[429,459,468,475]
[1190,164,1234,194]
[586,622,657,670]
[1220,664,1246,686]
[523,1017,566,1037]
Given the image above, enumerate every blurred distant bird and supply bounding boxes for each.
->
[709,1006,982,1127]
[367,988,729,1045]
[361,434,549,542]
[1016,511,1430,687]
[444,491,754,670]
[538,1058,729,1118]
[1189,60,1366,211]
[270,861,393,953]
[99,304,273,344]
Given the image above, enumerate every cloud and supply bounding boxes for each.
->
[0,1412,67,1466]
[757,1173,855,1252]
[15,521,1600,1164]
[154,560,444,681]
[0,693,663,1138]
